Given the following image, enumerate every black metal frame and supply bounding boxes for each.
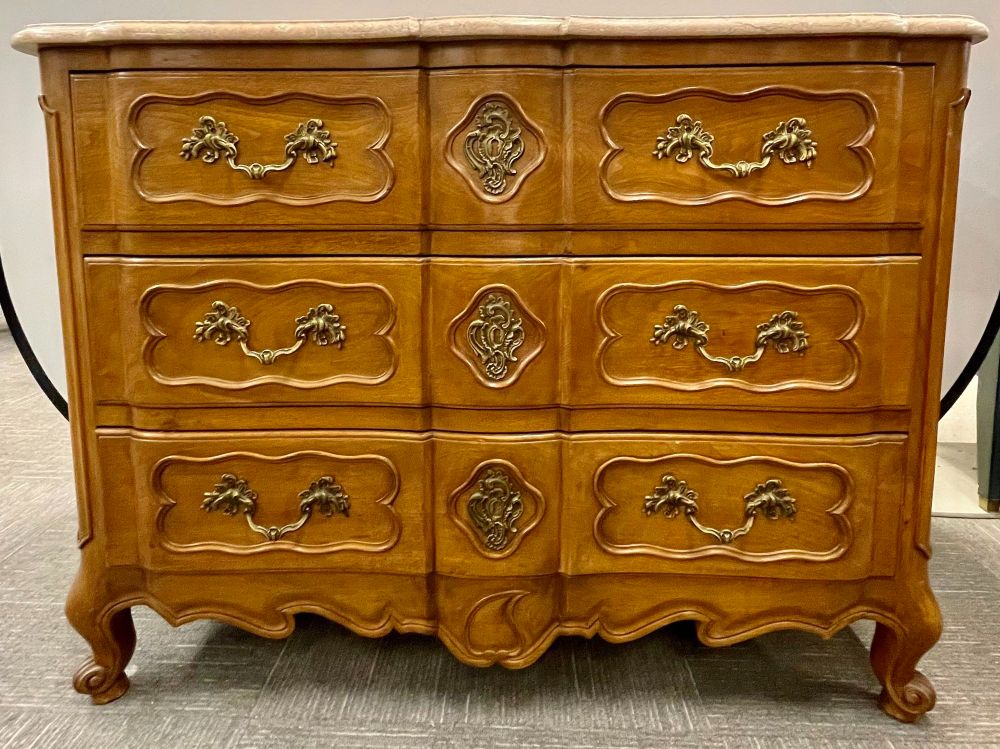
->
[940,289,1000,416]
[0,251,68,418]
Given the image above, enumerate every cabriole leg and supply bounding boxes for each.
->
[65,571,136,705]
[869,596,942,722]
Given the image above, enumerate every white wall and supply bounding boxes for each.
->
[2,0,997,400]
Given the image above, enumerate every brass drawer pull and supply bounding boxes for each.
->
[644,475,796,544]
[651,304,807,372]
[202,473,350,542]
[194,300,346,365]
[653,114,817,178]
[180,115,337,180]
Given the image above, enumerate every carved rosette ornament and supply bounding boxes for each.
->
[464,101,525,196]
[467,293,525,382]
[467,467,524,552]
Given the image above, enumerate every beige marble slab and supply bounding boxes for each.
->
[11,14,988,55]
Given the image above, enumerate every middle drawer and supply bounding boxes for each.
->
[85,255,919,416]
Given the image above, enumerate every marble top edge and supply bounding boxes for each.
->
[12,14,989,55]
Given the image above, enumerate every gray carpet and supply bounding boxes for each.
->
[1,331,999,748]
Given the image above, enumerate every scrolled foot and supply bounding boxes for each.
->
[877,669,936,723]
[870,606,941,723]
[73,658,130,705]
[65,576,136,706]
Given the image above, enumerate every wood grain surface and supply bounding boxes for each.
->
[20,24,978,722]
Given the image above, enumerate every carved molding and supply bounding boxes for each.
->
[128,91,395,206]
[463,590,531,658]
[562,597,909,652]
[593,453,854,563]
[78,571,929,678]
[447,284,546,388]
[448,459,545,559]
[596,279,863,392]
[599,85,876,206]
[39,95,94,549]
[445,92,546,203]
[914,86,974,563]
[152,450,402,554]
[140,278,398,390]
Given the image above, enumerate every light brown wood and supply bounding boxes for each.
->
[96,430,432,572]
[572,256,921,410]
[72,71,423,227]
[16,16,984,721]
[84,257,424,408]
[571,65,931,227]
[564,432,905,579]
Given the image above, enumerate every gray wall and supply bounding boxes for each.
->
[2,0,997,400]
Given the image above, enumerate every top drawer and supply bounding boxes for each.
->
[71,71,421,227]
[571,64,932,227]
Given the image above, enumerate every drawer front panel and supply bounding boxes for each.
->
[563,434,905,579]
[433,434,561,577]
[429,259,562,407]
[428,69,564,226]
[86,257,422,407]
[571,65,931,226]
[96,431,431,572]
[72,71,421,227]
[570,257,919,410]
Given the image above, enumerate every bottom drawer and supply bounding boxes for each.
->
[562,433,906,580]
[96,431,432,573]
[94,429,905,582]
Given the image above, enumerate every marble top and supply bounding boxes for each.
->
[12,14,989,55]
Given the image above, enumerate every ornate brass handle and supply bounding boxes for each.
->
[180,115,337,180]
[202,473,350,542]
[651,304,808,372]
[653,114,817,178]
[193,300,346,365]
[644,475,796,544]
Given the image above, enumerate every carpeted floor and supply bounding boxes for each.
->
[1,331,999,748]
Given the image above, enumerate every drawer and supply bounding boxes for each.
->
[429,259,562,408]
[71,70,421,227]
[571,65,932,227]
[95,431,432,572]
[85,257,423,408]
[428,68,563,225]
[563,433,906,580]
[569,256,920,411]
[433,434,561,577]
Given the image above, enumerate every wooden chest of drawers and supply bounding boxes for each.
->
[13,14,987,721]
